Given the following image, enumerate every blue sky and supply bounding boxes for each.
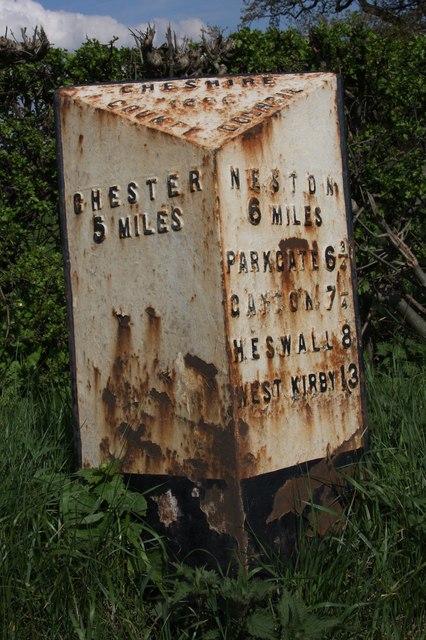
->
[1,0,268,49]
[39,0,243,31]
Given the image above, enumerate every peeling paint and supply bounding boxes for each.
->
[152,489,180,527]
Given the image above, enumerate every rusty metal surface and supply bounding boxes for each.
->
[217,75,364,479]
[56,74,366,538]
[57,74,328,150]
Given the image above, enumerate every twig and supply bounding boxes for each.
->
[404,294,426,317]
[367,191,426,289]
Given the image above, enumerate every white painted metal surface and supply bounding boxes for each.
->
[56,73,365,481]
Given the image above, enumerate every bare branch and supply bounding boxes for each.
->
[367,192,426,289]
[130,24,235,78]
[405,294,426,316]
[388,294,426,338]
[0,26,49,68]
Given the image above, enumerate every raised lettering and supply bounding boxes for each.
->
[73,192,84,214]
[189,169,202,192]
[167,173,180,197]
[118,217,131,238]
[171,207,183,231]
[127,181,138,204]
[109,185,120,208]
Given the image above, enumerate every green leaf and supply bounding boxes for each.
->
[246,609,277,640]
[80,511,105,526]
[277,591,291,627]
[121,491,148,517]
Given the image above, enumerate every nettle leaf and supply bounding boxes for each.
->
[121,490,148,517]
[249,579,277,601]
[93,474,125,505]
[278,592,341,638]
[75,468,107,486]
[246,609,277,640]
[60,484,102,525]
[277,590,309,628]
[169,580,194,604]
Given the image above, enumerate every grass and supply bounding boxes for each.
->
[284,351,426,638]
[0,386,165,639]
[0,349,425,639]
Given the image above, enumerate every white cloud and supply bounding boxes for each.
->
[0,0,206,50]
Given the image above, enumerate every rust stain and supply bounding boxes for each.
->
[184,458,209,472]
[197,419,235,469]
[158,368,174,384]
[117,422,147,466]
[241,120,266,142]
[141,440,163,458]
[77,134,84,155]
[148,388,173,405]
[183,127,203,137]
[114,311,131,328]
[330,425,364,457]
[266,460,338,523]
[184,353,218,382]
[102,385,116,410]
[242,452,256,467]
[238,419,249,438]
[100,436,111,457]
[145,306,159,318]
[199,483,228,534]
[278,237,309,253]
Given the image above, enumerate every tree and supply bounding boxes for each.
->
[240,0,426,30]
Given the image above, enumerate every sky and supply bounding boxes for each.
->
[0,0,267,50]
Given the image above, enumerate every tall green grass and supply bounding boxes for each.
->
[0,387,165,639]
[280,353,426,638]
[0,350,425,639]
